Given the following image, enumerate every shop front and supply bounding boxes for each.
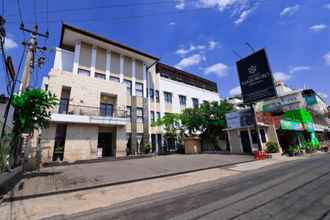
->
[276,108,320,152]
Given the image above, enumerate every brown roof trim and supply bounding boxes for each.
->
[59,23,159,61]
[157,63,218,93]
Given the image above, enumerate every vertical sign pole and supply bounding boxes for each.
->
[250,103,262,151]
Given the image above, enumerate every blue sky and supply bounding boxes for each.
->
[1,0,330,101]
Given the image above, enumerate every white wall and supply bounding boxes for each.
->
[159,77,220,114]
[53,48,74,72]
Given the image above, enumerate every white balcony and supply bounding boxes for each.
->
[51,103,129,126]
[53,48,74,72]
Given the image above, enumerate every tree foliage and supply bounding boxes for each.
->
[153,100,233,138]
[12,89,58,134]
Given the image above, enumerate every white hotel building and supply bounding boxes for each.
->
[39,24,220,163]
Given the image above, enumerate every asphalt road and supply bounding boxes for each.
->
[48,154,330,220]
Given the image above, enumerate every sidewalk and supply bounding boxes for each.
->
[5,154,254,201]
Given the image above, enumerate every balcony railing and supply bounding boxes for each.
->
[57,102,128,118]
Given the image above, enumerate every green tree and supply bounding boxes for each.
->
[152,113,182,140]
[12,89,58,134]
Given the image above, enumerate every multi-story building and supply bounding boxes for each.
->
[225,81,329,154]
[38,24,220,163]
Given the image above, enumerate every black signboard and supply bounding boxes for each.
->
[236,49,277,104]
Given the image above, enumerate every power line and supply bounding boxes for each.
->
[5,0,183,18]
[6,7,210,25]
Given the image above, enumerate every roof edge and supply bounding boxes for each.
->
[59,23,160,61]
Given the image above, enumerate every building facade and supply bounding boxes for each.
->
[38,24,220,163]
[225,81,330,154]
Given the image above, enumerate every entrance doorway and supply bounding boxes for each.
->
[240,130,252,153]
[97,132,113,157]
[53,124,67,161]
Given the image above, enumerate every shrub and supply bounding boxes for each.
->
[265,142,279,153]
[0,135,13,172]
[287,145,298,155]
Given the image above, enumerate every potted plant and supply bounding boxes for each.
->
[287,145,297,157]
[143,144,151,154]
[265,142,279,153]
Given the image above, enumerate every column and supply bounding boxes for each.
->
[119,55,124,83]
[91,46,96,78]
[105,50,111,80]
[72,40,81,75]
[247,128,253,152]
[132,59,136,96]
[143,63,147,99]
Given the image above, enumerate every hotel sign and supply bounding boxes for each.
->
[236,49,277,104]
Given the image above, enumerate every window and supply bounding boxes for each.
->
[127,106,131,118]
[149,88,154,100]
[124,80,132,95]
[260,129,267,143]
[110,75,120,82]
[136,107,144,123]
[156,112,161,120]
[95,72,106,80]
[155,90,160,103]
[179,95,186,106]
[136,82,144,97]
[100,103,113,116]
[150,111,155,122]
[164,92,172,104]
[78,68,90,77]
[192,98,199,108]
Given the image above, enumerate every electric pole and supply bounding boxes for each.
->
[19,24,48,92]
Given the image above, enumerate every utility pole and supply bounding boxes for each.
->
[19,24,48,92]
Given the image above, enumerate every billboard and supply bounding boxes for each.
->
[236,49,277,104]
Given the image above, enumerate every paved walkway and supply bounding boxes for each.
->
[6,154,254,200]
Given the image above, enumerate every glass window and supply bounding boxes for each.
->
[179,95,186,106]
[100,103,113,116]
[127,106,131,118]
[192,98,199,108]
[149,88,154,100]
[136,82,144,97]
[155,90,160,103]
[110,75,120,82]
[95,72,106,80]
[150,111,155,122]
[124,79,132,95]
[78,68,90,77]
[164,92,172,104]
[156,112,161,120]
[136,107,144,123]
[260,129,267,143]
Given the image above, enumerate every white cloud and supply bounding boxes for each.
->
[280,5,300,17]
[175,0,185,10]
[204,63,229,77]
[289,66,311,74]
[195,0,258,24]
[234,7,255,25]
[309,24,327,32]
[229,86,242,96]
[318,92,328,99]
[168,22,176,26]
[208,40,219,50]
[324,3,330,10]
[273,72,291,81]
[175,54,203,69]
[323,51,330,65]
[196,0,246,11]
[4,37,18,50]
[176,41,219,56]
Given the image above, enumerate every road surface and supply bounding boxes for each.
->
[48,154,330,220]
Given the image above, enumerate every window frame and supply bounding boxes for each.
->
[164,91,172,104]
[135,82,144,97]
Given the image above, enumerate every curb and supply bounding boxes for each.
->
[3,159,255,203]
